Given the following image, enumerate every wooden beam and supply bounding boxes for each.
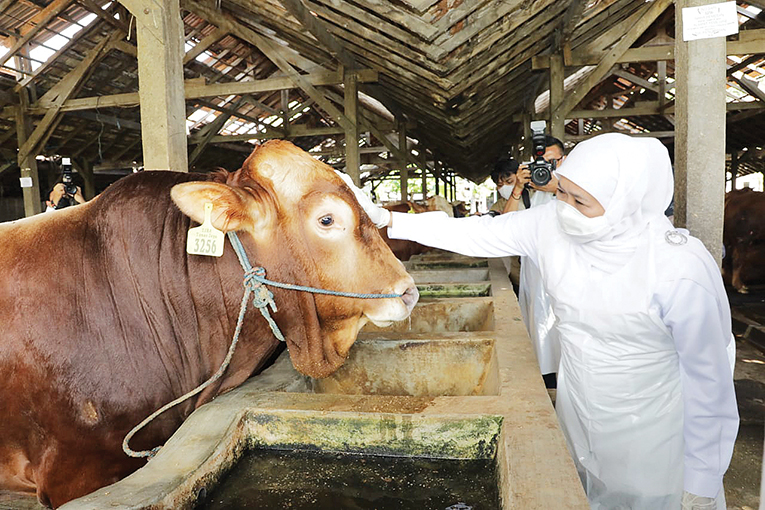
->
[14,12,110,91]
[77,0,131,33]
[29,69,377,114]
[183,26,227,65]
[184,0,355,132]
[19,32,116,162]
[189,97,245,166]
[612,68,660,93]
[554,0,672,118]
[535,29,765,70]
[0,0,74,69]
[206,125,343,143]
[731,74,765,102]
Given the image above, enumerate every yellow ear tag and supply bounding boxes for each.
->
[186,203,225,257]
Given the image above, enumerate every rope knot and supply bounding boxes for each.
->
[243,267,264,291]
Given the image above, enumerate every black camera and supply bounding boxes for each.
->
[528,120,555,187]
[56,158,77,210]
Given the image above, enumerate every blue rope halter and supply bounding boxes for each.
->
[123,230,404,459]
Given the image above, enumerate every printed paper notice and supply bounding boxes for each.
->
[682,1,739,42]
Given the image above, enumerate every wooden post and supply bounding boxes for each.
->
[549,53,565,142]
[398,119,408,202]
[521,110,532,161]
[343,69,360,186]
[674,0,727,265]
[14,43,41,216]
[434,158,440,196]
[73,158,96,200]
[730,150,738,190]
[281,89,290,137]
[121,0,188,172]
[16,106,42,217]
[421,165,428,199]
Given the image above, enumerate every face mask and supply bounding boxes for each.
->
[556,200,610,243]
[498,185,513,200]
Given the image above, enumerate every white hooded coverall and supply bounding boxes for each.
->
[386,134,739,509]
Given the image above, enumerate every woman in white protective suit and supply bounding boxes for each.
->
[339,133,739,510]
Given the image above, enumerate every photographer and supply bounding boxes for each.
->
[45,158,86,212]
[512,133,566,388]
[486,158,522,216]
[45,182,86,212]
[344,133,738,510]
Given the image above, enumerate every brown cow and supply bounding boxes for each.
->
[723,187,765,293]
[0,140,418,507]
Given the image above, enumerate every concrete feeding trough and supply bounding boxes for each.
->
[62,254,589,510]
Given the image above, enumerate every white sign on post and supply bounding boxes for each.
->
[682,1,739,42]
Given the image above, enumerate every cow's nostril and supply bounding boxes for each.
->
[400,286,419,310]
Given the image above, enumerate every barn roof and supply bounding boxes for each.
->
[0,0,763,186]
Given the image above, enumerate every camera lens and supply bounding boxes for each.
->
[531,166,551,186]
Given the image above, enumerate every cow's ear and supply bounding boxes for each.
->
[171,181,267,233]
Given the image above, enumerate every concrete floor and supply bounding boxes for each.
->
[2,287,765,510]
[726,285,765,510]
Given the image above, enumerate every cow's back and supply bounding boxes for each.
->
[0,171,218,506]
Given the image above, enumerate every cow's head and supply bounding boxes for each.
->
[170,140,418,378]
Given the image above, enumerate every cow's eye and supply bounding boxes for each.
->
[319,215,334,227]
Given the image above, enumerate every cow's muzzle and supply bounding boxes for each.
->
[401,285,419,312]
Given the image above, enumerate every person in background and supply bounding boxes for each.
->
[510,135,566,388]
[487,158,520,216]
[343,133,739,510]
[45,182,85,212]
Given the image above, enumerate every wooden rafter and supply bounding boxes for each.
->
[554,0,672,120]
[19,30,118,161]
[184,0,355,132]
[0,0,74,69]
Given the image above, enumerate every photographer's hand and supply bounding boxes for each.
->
[334,170,392,228]
[73,186,86,204]
[515,166,531,193]
[530,173,558,194]
[501,167,531,214]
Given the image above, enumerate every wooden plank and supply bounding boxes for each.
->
[446,2,567,89]
[0,0,16,16]
[297,0,449,76]
[555,0,672,118]
[185,0,355,132]
[276,0,356,69]
[0,0,74,68]
[432,0,555,54]
[311,0,439,42]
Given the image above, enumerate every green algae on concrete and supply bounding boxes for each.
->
[246,411,502,459]
[417,282,492,298]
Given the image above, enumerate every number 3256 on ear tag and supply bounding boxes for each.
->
[187,203,225,257]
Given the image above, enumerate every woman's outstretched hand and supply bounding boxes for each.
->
[335,170,392,228]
